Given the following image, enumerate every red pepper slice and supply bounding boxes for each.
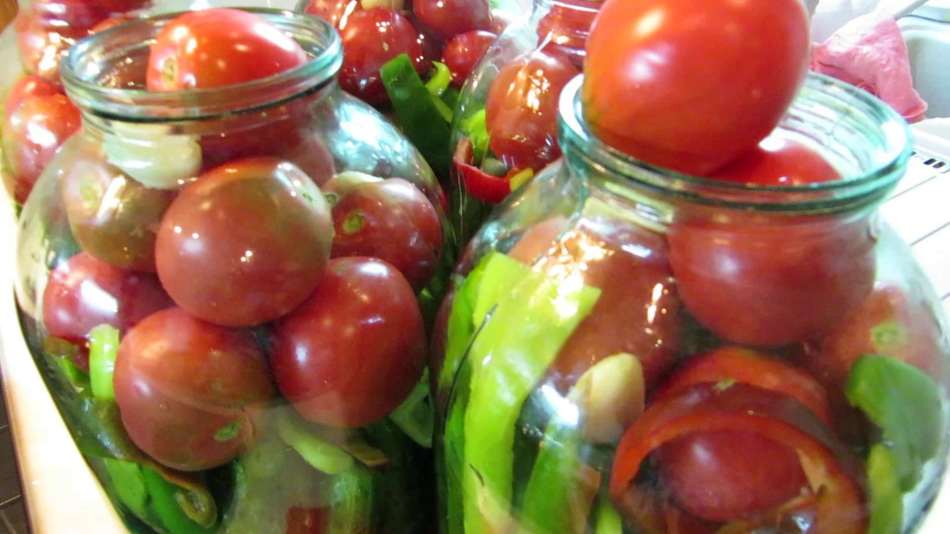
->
[611,383,866,534]
[453,138,511,204]
[652,346,832,426]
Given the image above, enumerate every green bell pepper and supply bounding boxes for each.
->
[867,444,903,534]
[390,371,435,448]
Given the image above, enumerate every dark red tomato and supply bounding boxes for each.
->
[146,8,308,91]
[668,214,875,347]
[412,0,490,40]
[31,0,148,28]
[657,430,808,522]
[271,257,426,428]
[274,134,336,187]
[2,94,81,204]
[485,49,579,171]
[441,30,496,87]
[155,158,333,327]
[15,11,90,81]
[325,175,442,290]
[62,154,174,272]
[4,75,60,115]
[286,506,328,534]
[582,0,810,175]
[339,8,427,105]
[536,0,599,67]
[509,217,680,392]
[114,307,275,471]
[42,252,172,344]
[801,284,945,388]
[711,132,840,185]
[199,103,308,170]
[304,0,360,29]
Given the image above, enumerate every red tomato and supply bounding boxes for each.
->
[801,284,945,388]
[271,257,426,428]
[711,132,840,185]
[155,158,333,327]
[582,0,810,175]
[510,217,680,391]
[304,0,361,29]
[339,8,427,104]
[668,214,875,347]
[272,133,336,187]
[15,11,90,81]
[286,506,328,534]
[412,0,491,40]
[42,253,172,344]
[536,0,599,67]
[2,93,80,204]
[61,154,174,272]
[146,9,308,91]
[4,75,60,115]
[31,0,147,28]
[441,30,496,87]
[485,49,578,171]
[325,175,442,290]
[114,308,275,471]
[199,103,309,171]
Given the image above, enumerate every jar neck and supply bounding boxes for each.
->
[62,8,343,129]
[557,74,912,219]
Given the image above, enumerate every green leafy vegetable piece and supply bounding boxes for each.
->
[390,370,434,447]
[381,53,452,176]
[277,412,354,475]
[845,355,944,489]
[867,444,903,534]
[462,258,600,533]
[88,324,120,401]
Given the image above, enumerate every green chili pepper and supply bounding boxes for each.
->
[845,355,944,490]
[142,467,215,533]
[88,324,120,401]
[425,62,452,97]
[390,371,434,448]
[277,411,354,475]
[461,256,600,533]
[103,458,149,520]
[594,495,624,534]
[867,444,903,534]
[381,54,452,176]
[460,109,490,164]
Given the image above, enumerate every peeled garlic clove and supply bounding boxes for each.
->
[568,353,645,444]
[103,131,202,190]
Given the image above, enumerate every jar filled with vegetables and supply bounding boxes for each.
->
[15,8,443,533]
[434,1,950,532]
[447,0,600,243]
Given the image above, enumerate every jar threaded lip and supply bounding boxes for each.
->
[558,73,913,214]
[61,8,343,120]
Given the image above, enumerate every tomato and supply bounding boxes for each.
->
[582,0,810,175]
[412,0,490,40]
[441,30,496,87]
[654,346,832,425]
[15,11,89,82]
[668,214,875,347]
[146,9,308,91]
[61,154,174,272]
[199,103,308,171]
[485,49,579,171]
[271,257,426,428]
[4,75,60,115]
[510,217,680,391]
[114,307,275,471]
[711,132,840,185]
[304,0,361,29]
[2,93,81,204]
[657,430,808,522]
[42,253,172,345]
[339,8,427,104]
[325,175,442,290]
[273,134,336,187]
[31,0,147,28]
[155,158,333,327]
[286,506,328,534]
[536,0,599,67]
[801,284,945,388]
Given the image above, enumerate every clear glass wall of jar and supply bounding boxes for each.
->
[434,73,950,533]
[16,9,442,533]
[447,0,599,245]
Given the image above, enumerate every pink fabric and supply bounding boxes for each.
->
[811,15,927,122]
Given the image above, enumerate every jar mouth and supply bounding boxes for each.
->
[62,8,343,120]
[558,74,913,213]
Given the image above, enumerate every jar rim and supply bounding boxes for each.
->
[61,8,343,120]
[558,73,913,213]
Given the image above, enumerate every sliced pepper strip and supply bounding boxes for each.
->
[611,383,866,534]
[454,138,510,204]
[652,346,832,425]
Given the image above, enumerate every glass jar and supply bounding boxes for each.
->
[434,73,950,534]
[447,0,599,244]
[16,9,442,533]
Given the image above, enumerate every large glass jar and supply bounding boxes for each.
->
[447,0,599,244]
[434,73,950,533]
[15,9,442,533]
